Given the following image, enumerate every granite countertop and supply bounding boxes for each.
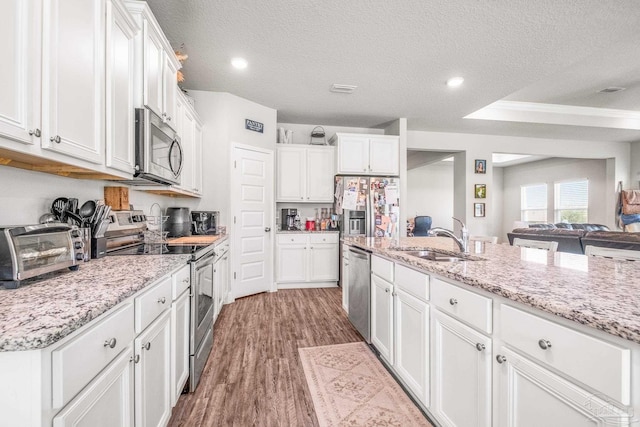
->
[0,255,191,352]
[343,236,640,345]
[277,230,340,234]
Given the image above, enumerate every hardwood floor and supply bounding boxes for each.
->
[169,287,363,427]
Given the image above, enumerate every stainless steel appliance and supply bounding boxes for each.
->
[0,223,84,289]
[191,211,220,235]
[120,108,183,186]
[105,211,217,392]
[334,176,400,237]
[347,246,371,342]
[281,208,298,231]
[166,207,191,237]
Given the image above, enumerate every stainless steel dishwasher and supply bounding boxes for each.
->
[347,246,371,343]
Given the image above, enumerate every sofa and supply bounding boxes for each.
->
[507,223,640,254]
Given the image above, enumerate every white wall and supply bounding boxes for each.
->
[406,162,454,230]
[631,141,640,189]
[275,123,384,145]
[501,158,607,239]
[492,167,504,242]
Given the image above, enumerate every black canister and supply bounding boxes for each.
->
[166,207,192,237]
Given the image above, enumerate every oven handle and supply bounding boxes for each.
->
[194,252,216,271]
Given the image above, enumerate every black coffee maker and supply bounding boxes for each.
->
[281,208,297,230]
[191,211,220,235]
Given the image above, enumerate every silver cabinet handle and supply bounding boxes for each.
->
[29,128,41,137]
[166,116,172,121]
[182,278,189,284]
[103,338,117,348]
[157,297,166,304]
[538,339,552,350]
[496,355,507,364]
[392,292,397,296]
[132,354,140,364]
[265,227,271,232]
[384,288,390,293]
[449,298,458,306]
[143,342,151,351]
[50,135,61,143]
[476,343,486,352]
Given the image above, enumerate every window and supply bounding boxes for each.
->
[521,184,547,222]
[555,179,588,223]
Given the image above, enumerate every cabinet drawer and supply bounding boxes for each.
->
[309,233,339,244]
[431,277,491,333]
[500,304,630,405]
[172,264,190,301]
[277,234,307,245]
[216,239,230,256]
[52,303,135,409]
[394,264,429,302]
[372,255,394,283]
[135,276,172,334]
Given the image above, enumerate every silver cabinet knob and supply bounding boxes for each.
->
[310,246,314,249]
[29,128,41,137]
[392,292,397,296]
[157,297,166,304]
[449,298,458,306]
[132,354,140,364]
[166,116,172,121]
[496,354,507,364]
[103,338,117,348]
[538,339,552,350]
[265,227,271,232]
[50,135,61,143]
[384,288,390,293]
[182,278,189,284]
[300,197,303,199]
[476,343,486,352]
[143,342,151,351]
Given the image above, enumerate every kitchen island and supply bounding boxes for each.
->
[342,236,640,427]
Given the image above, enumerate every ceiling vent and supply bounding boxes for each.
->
[330,84,357,94]
[598,86,626,93]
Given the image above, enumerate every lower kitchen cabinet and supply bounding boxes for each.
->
[341,245,349,312]
[371,273,394,365]
[135,310,172,427]
[53,347,135,427]
[431,310,491,427]
[276,233,339,287]
[394,288,429,406]
[170,290,190,407]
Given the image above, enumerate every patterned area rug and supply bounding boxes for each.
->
[299,342,432,426]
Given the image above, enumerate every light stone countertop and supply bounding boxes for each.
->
[277,230,340,234]
[0,254,191,352]
[343,236,640,345]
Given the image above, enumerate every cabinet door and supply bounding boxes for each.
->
[371,274,394,365]
[0,0,40,145]
[431,310,491,427]
[306,148,335,202]
[308,243,338,281]
[53,347,134,427]
[105,0,137,174]
[220,251,230,306]
[142,20,164,117]
[369,137,399,176]
[276,146,306,201]
[170,291,189,407]
[276,243,307,282]
[213,258,223,322]
[162,53,177,128]
[337,135,369,174]
[394,289,429,406]
[135,310,171,427]
[42,0,105,164]
[341,248,349,312]
[179,107,195,192]
[192,119,203,194]
[495,347,631,427]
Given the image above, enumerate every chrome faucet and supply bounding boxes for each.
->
[428,217,469,253]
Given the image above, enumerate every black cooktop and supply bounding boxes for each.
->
[108,243,207,256]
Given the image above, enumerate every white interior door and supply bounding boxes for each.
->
[231,144,274,299]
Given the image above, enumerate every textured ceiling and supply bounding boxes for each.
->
[145,0,640,142]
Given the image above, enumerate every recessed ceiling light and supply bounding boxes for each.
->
[446,77,464,88]
[598,86,626,93]
[231,57,248,70]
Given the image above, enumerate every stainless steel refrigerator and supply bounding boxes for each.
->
[334,176,400,238]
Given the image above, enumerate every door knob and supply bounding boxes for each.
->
[265,227,271,232]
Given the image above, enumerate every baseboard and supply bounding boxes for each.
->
[277,281,338,289]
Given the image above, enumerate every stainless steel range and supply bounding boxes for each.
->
[106,210,216,392]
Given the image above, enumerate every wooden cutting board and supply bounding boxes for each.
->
[167,235,222,245]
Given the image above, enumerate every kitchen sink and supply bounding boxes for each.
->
[402,250,477,262]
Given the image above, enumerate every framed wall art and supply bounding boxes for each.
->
[474,203,485,217]
[474,184,486,199]
[475,159,486,174]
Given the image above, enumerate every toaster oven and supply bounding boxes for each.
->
[0,223,84,289]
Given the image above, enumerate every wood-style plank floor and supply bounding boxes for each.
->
[168,287,363,427]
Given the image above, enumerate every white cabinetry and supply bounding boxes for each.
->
[41,0,106,164]
[276,145,335,202]
[371,273,394,365]
[276,233,339,287]
[214,239,230,321]
[170,265,190,407]
[105,0,138,174]
[341,245,349,313]
[175,89,203,196]
[331,133,399,176]
[431,310,491,427]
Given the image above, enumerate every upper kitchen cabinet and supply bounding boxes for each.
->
[330,133,399,176]
[276,145,335,202]
[40,0,106,164]
[175,89,203,196]
[125,1,181,132]
[105,0,139,174]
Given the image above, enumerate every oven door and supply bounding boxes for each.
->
[191,251,215,353]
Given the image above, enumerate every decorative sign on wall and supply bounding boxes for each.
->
[245,119,264,133]
[474,203,486,217]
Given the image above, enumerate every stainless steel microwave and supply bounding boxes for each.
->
[132,107,183,185]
